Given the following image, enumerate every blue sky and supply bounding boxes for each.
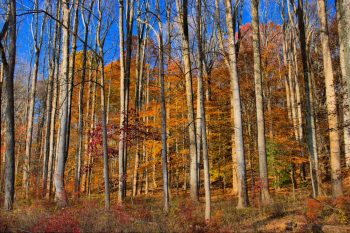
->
[10,0,336,78]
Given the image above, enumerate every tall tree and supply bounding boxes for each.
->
[156,0,170,212]
[23,0,47,199]
[251,0,271,205]
[292,0,320,197]
[175,0,198,201]
[96,0,111,209]
[1,0,16,210]
[223,0,248,208]
[336,0,350,110]
[336,0,350,168]
[54,0,71,207]
[42,0,60,198]
[118,0,126,203]
[74,0,94,197]
[316,0,343,197]
[196,0,211,219]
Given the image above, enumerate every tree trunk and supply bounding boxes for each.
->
[96,0,110,208]
[42,1,60,198]
[175,0,198,202]
[336,0,350,112]
[2,0,16,210]
[23,0,45,198]
[224,0,248,208]
[157,0,169,212]
[251,0,271,205]
[295,0,319,198]
[317,0,343,197]
[54,0,71,207]
[74,0,93,197]
[118,0,127,203]
[336,0,350,168]
[196,0,211,220]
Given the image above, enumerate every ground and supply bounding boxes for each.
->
[1,187,350,232]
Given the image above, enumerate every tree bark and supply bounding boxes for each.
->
[118,0,127,203]
[223,0,248,208]
[317,0,343,197]
[42,1,60,198]
[96,0,111,209]
[175,0,198,202]
[196,0,211,220]
[23,0,45,198]
[294,0,319,197]
[74,0,94,197]
[54,0,71,208]
[2,0,16,210]
[336,0,350,168]
[251,0,271,205]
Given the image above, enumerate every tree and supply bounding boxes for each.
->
[54,0,71,207]
[23,0,47,199]
[223,0,248,208]
[251,0,271,205]
[196,0,211,219]
[96,0,112,209]
[175,0,198,202]
[42,0,60,198]
[1,0,16,210]
[336,0,350,168]
[316,0,343,197]
[74,0,94,197]
[118,0,126,203]
[292,0,320,197]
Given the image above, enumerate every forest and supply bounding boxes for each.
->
[0,0,350,232]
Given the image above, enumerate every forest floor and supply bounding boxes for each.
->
[1,185,350,233]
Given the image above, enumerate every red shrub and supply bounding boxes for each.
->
[31,210,80,233]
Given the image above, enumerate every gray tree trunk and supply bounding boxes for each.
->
[294,0,319,198]
[336,0,350,168]
[317,0,343,197]
[251,0,271,205]
[1,0,16,210]
[224,0,248,208]
[196,0,211,220]
[54,0,71,207]
[74,0,94,197]
[175,0,198,202]
[118,0,127,203]
[42,1,60,198]
[156,0,170,212]
[96,0,111,209]
[23,0,45,198]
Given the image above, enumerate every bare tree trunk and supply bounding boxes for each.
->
[336,0,350,112]
[317,0,343,197]
[175,0,198,202]
[294,0,319,198]
[118,0,125,202]
[196,0,211,220]
[96,0,111,209]
[1,0,16,210]
[42,1,60,198]
[23,0,46,198]
[54,0,71,207]
[74,0,94,197]
[224,0,248,208]
[336,0,350,168]
[251,0,271,205]
[154,0,170,212]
